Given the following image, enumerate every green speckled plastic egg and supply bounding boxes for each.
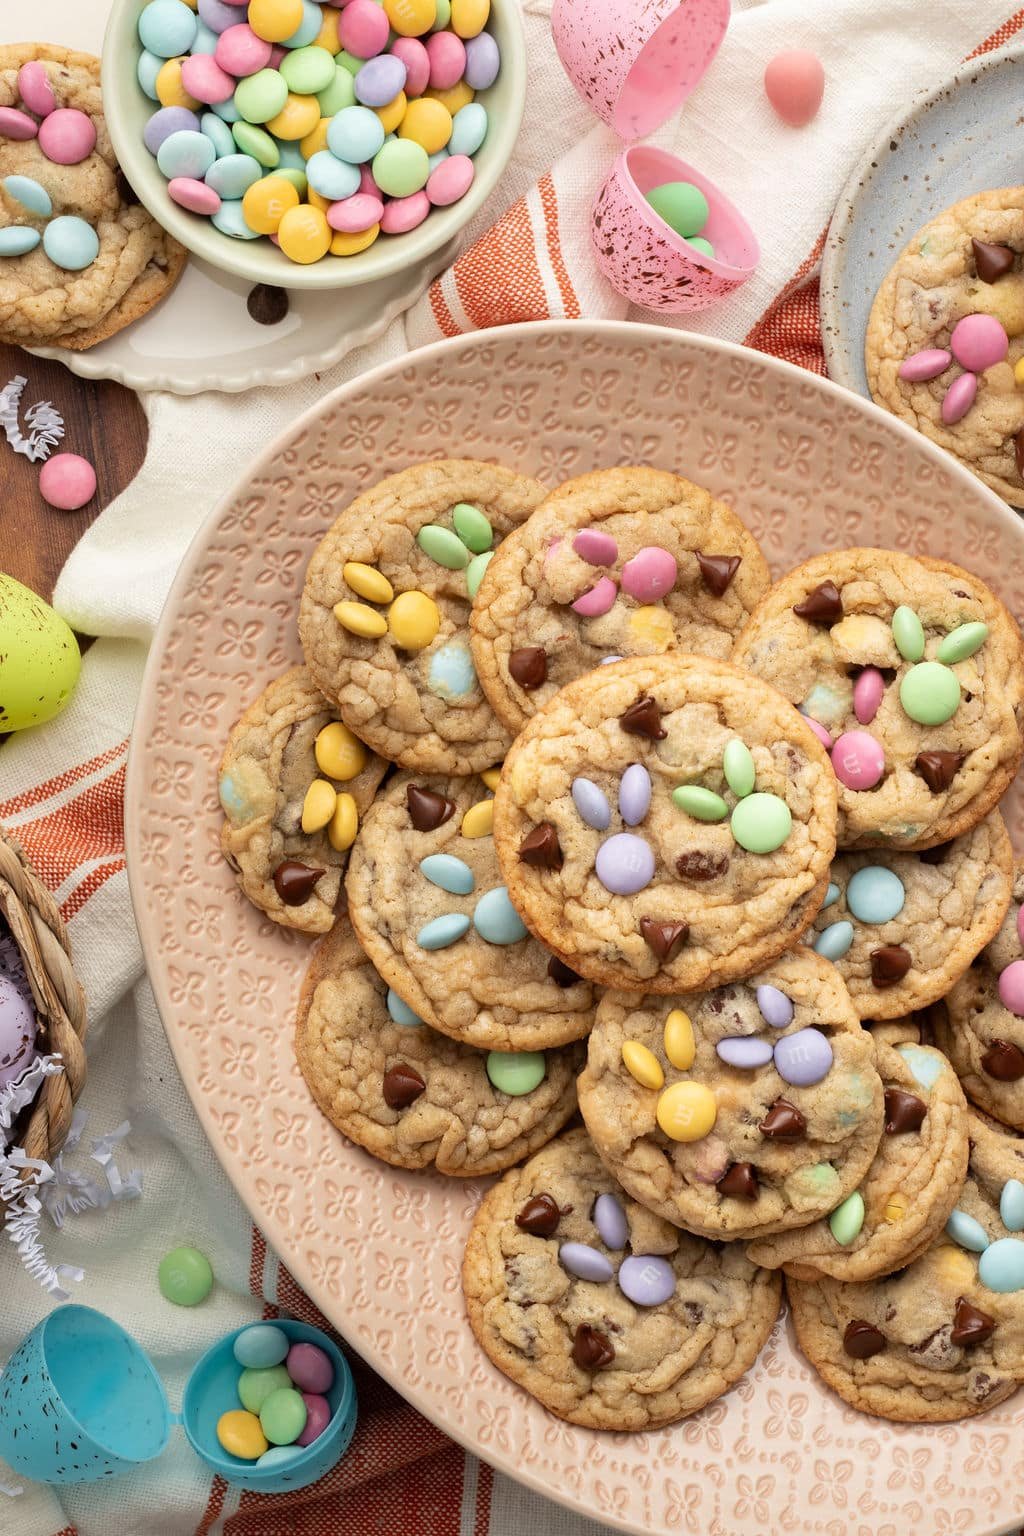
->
[0,575,81,731]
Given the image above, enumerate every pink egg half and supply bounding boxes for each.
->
[38,108,96,165]
[390,37,430,98]
[853,666,885,725]
[426,31,466,90]
[215,24,273,77]
[572,576,618,617]
[831,729,885,791]
[572,528,618,566]
[39,453,97,512]
[180,54,236,105]
[0,106,39,141]
[998,959,1024,1018]
[941,372,978,426]
[18,60,56,119]
[427,153,474,207]
[328,192,384,232]
[296,1393,331,1447]
[801,715,833,750]
[379,190,429,234]
[764,50,825,127]
[898,348,952,383]
[950,313,1008,373]
[338,0,389,59]
[621,546,677,602]
[168,176,222,214]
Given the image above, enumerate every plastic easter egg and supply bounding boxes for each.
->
[0,975,37,1090]
[764,50,825,127]
[0,576,81,731]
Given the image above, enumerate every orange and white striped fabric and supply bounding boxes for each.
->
[4,2,1024,1533]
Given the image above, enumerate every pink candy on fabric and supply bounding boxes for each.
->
[327,191,384,231]
[0,107,38,141]
[168,175,222,213]
[831,729,885,791]
[38,108,96,165]
[998,959,1024,1017]
[621,546,677,601]
[572,576,618,616]
[180,53,236,104]
[18,61,56,118]
[950,313,1008,372]
[898,348,951,382]
[339,0,390,59]
[39,454,97,512]
[214,24,273,77]
[801,716,832,750]
[427,153,474,206]
[390,37,430,98]
[573,528,618,566]
[380,190,429,233]
[426,31,466,89]
[941,372,978,425]
[853,666,885,725]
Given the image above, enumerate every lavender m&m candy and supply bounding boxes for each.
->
[774,1027,833,1087]
[831,730,884,791]
[144,105,201,153]
[618,763,651,826]
[950,313,1008,372]
[572,528,617,566]
[286,1341,334,1394]
[355,54,407,108]
[621,547,677,603]
[463,30,500,89]
[998,960,1024,1018]
[572,777,611,831]
[572,575,617,616]
[617,1254,676,1307]
[853,666,884,725]
[941,372,978,426]
[898,348,951,382]
[595,833,655,895]
[0,974,37,1090]
[38,108,97,166]
[296,1392,331,1446]
[593,1192,628,1250]
[559,1241,614,1282]
[716,1036,774,1069]
[756,984,793,1029]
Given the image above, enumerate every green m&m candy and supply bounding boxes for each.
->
[418,523,470,569]
[232,121,280,167]
[238,1365,292,1415]
[686,237,716,259]
[452,503,493,553]
[645,181,709,239]
[829,1191,865,1246]
[280,45,336,95]
[672,785,729,822]
[486,1051,545,1096]
[372,138,429,198]
[260,1387,308,1447]
[937,621,989,664]
[891,605,925,662]
[158,1245,214,1307]
[234,69,288,126]
[723,739,756,798]
[730,792,792,853]
[466,551,493,597]
[899,661,961,725]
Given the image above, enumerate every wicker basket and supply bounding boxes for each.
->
[0,824,87,1165]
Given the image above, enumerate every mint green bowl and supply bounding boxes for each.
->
[101,0,526,289]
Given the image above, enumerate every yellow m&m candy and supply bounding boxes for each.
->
[481,766,502,791]
[629,605,674,652]
[242,175,299,234]
[933,1246,976,1288]
[314,8,340,51]
[278,204,332,264]
[376,91,408,134]
[425,81,474,115]
[217,1410,268,1461]
[344,562,394,604]
[301,779,337,833]
[1015,356,1024,387]
[385,0,437,36]
[331,225,380,256]
[248,0,304,44]
[656,1081,717,1142]
[266,92,321,141]
[663,1009,695,1071]
[400,97,453,155]
[328,792,359,852]
[315,721,367,781]
[334,599,389,638]
[155,57,199,109]
[388,589,440,650]
[622,1041,664,1091]
[461,799,494,839]
[300,117,331,160]
[451,0,490,38]
[882,1192,908,1225]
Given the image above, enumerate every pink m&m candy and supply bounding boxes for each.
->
[380,190,429,233]
[357,165,379,196]
[572,528,618,566]
[286,1341,335,1394]
[572,576,617,616]
[998,959,1024,1018]
[296,1393,331,1447]
[180,53,235,105]
[898,348,951,383]
[801,716,833,750]
[390,37,430,98]
[426,30,466,90]
[853,666,885,725]
[168,176,222,214]
[950,313,1008,372]
[38,108,96,166]
[215,23,273,75]
[941,372,978,426]
[427,153,474,207]
[621,546,677,602]
[831,729,885,791]
[0,107,38,141]
[39,454,97,512]
[339,0,390,59]
[18,61,56,118]
[327,192,384,232]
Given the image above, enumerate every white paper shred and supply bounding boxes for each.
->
[0,375,65,463]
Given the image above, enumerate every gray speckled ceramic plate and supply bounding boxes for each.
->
[822,41,1024,394]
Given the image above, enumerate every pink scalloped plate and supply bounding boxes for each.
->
[125,320,1024,1536]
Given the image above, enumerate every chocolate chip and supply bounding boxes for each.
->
[972,237,1015,283]
[1015,427,1024,482]
[620,696,666,739]
[571,1324,615,1370]
[639,917,689,962]
[871,945,912,988]
[793,581,842,624]
[382,1063,426,1109]
[519,822,563,869]
[919,841,952,865]
[843,1319,886,1359]
[717,1162,758,1199]
[675,850,729,881]
[247,283,289,325]
[696,552,741,597]
[759,1098,806,1139]
[115,168,140,205]
[547,955,581,987]
[914,751,964,792]
[951,1296,995,1347]
[982,1038,1024,1082]
[406,784,456,831]
[272,860,325,905]
[884,1087,926,1134]
[515,1193,561,1237]
[508,647,547,689]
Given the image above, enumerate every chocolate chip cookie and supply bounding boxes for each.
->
[865,188,1024,506]
[577,947,884,1241]
[747,1039,967,1280]
[492,654,837,993]
[462,1128,782,1429]
[469,467,771,737]
[788,1110,1024,1421]
[732,548,1024,850]
[0,45,186,349]
[935,863,1024,1129]
[295,921,581,1175]
[808,811,1013,1021]
[345,768,595,1051]
[299,461,548,774]
[219,666,386,934]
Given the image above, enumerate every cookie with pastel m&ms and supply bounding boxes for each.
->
[469,467,771,737]
[0,44,186,348]
[577,947,884,1242]
[344,768,595,1051]
[732,548,1024,850]
[219,665,387,934]
[492,654,837,993]
[299,460,548,774]
[461,1128,782,1430]
[788,1109,1024,1422]
[295,920,582,1177]
[807,810,1013,1022]
[747,1038,967,1281]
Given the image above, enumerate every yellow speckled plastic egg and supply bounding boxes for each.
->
[300,117,331,159]
[451,0,489,38]
[266,92,321,141]
[663,1009,695,1071]
[425,81,473,115]
[399,97,452,154]
[656,1081,717,1142]
[328,792,358,852]
[279,202,331,262]
[315,8,340,51]
[621,1041,664,1091]
[330,224,380,255]
[0,575,81,731]
[384,0,437,36]
[388,590,440,650]
[217,1410,269,1461]
[248,0,305,44]
[155,57,200,109]
[242,175,299,233]
[315,721,368,781]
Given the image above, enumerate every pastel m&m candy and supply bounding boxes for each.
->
[38,108,96,165]
[286,1340,335,1393]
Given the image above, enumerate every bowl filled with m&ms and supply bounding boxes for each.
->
[101,0,526,285]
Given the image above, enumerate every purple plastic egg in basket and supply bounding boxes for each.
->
[591,146,759,313]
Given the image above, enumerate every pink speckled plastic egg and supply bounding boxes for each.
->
[591,146,758,313]
[551,0,729,139]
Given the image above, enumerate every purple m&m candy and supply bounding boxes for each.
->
[898,348,951,382]
[593,1192,628,1249]
[559,1241,614,1282]
[618,763,651,826]
[286,1341,334,1395]
[774,1027,833,1087]
[144,105,201,154]
[355,54,408,108]
[998,960,1024,1018]
[572,528,617,566]
[296,1392,331,1447]
[595,834,655,896]
[617,1255,676,1307]
[463,31,500,90]
[621,547,677,603]
[756,984,793,1029]
[572,777,611,831]
[716,1036,774,1069]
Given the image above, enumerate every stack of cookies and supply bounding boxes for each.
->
[218,459,1024,1429]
